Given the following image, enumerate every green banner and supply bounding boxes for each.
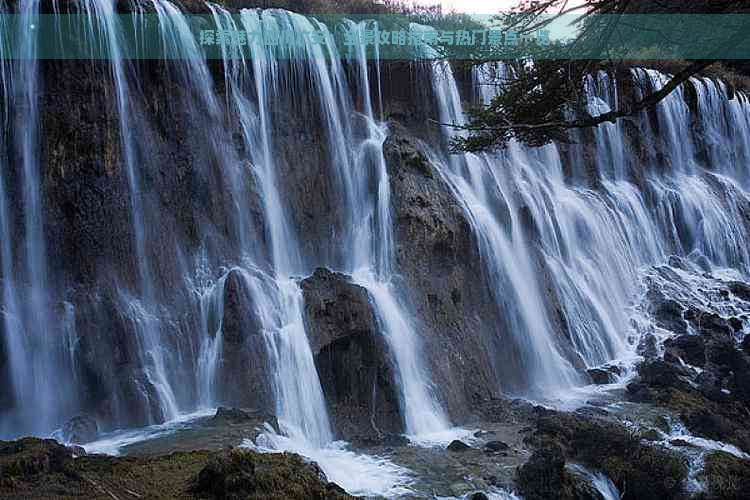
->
[0,14,748,59]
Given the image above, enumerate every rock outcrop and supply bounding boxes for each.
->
[627,265,750,453]
[213,270,273,412]
[301,268,402,441]
[384,122,504,421]
[523,410,688,500]
[0,437,353,499]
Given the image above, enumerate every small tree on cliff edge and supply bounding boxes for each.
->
[449,0,750,153]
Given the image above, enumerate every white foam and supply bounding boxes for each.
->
[244,424,413,498]
[406,426,478,448]
[81,408,215,456]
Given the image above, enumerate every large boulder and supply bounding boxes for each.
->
[664,334,706,367]
[301,268,402,441]
[213,269,273,412]
[528,412,687,500]
[516,444,568,500]
[190,448,353,500]
[0,438,72,481]
[60,416,99,445]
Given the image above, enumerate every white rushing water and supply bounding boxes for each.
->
[427,60,750,403]
[568,464,621,500]
[430,61,582,396]
[79,0,181,422]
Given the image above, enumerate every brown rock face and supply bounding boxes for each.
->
[383,122,509,418]
[301,268,402,441]
[213,269,273,412]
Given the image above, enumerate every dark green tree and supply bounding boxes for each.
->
[450,0,750,152]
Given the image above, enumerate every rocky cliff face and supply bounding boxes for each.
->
[2,2,750,452]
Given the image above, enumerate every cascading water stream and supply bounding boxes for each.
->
[207,8,450,446]
[339,20,453,439]
[0,2,29,436]
[78,0,179,421]
[428,60,750,404]
[429,61,581,395]
[0,0,67,435]
[207,5,334,447]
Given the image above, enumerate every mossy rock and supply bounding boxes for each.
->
[0,438,354,499]
[0,438,71,484]
[698,451,750,500]
[400,150,433,178]
[530,413,687,500]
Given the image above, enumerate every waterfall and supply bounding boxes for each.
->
[77,0,180,422]
[340,21,452,438]
[1,2,750,476]
[0,1,27,435]
[429,61,581,395]
[207,5,334,446]
[427,61,750,401]
[0,0,69,435]
[206,8,450,441]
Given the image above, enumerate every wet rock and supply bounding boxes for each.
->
[215,270,273,412]
[696,371,729,402]
[447,440,472,452]
[484,440,509,453]
[729,317,743,332]
[301,268,402,441]
[729,281,750,302]
[668,255,689,270]
[664,334,706,367]
[626,381,653,402]
[647,289,687,334]
[516,443,571,500]
[191,447,352,499]
[468,493,490,500]
[208,407,278,432]
[587,368,616,385]
[528,412,688,500]
[637,360,691,389]
[694,312,734,338]
[301,268,379,354]
[638,333,659,359]
[682,410,743,447]
[60,415,99,444]
[211,407,254,424]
